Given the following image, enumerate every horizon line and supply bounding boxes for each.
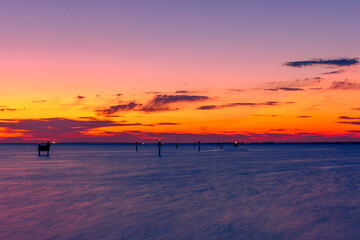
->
[2,141,360,144]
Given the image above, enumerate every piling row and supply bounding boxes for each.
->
[37,140,240,157]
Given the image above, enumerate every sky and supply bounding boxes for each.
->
[1,0,360,143]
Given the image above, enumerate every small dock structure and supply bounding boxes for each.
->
[38,142,50,156]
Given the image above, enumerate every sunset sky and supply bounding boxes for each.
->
[1,0,360,142]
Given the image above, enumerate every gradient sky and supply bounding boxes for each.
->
[1,0,360,142]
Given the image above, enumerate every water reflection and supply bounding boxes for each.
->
[0,144,359,239]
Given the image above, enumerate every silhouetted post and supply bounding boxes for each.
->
[198,140,201,152]
[158,139,162,156]
[176,143,178,149]
[136,141,138,152]
[220,142,223,149]
[46,142,50,156]
[234,141,238,147]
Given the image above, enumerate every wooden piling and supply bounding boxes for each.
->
[158,140,162,156]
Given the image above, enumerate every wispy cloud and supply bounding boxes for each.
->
[285,58,359,67]
[156,122,180,125]
[120,131,360,143]
[322,70,345,75]
[227,89,243,92]
[0,118,143,141]
[142,94,209,112]
[174,90,206,94]
[197,101,282,110]
[61,95,88,108]
[297,116,312,118]
[0,118,181,142]
[339,116,360,120]
[175,90,190,94]
[269,129,286,131]
[265,87,304,91]
[0,120,358,142]
[338,121,360,125]
[0,108,17,111]
[96,102,140,116]
[329,80,360,90]
[197,105,217,110]
[32,100,47,103]
[78,117,99,121]
[264,77,323,89]
[253,114,278,117]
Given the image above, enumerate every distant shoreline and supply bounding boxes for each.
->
[1,142,360,145]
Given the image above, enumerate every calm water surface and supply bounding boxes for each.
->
[0,144,360,240]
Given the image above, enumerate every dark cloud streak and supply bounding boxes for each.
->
[265,87,304,91]
[96,102,140,116]
[329,80,360,90]
[338,121,360,125]
[197,101,280,110]
[285,58,359,67]
[322,70,345,75]
[339,116,360,120]
[142,94,209,112]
